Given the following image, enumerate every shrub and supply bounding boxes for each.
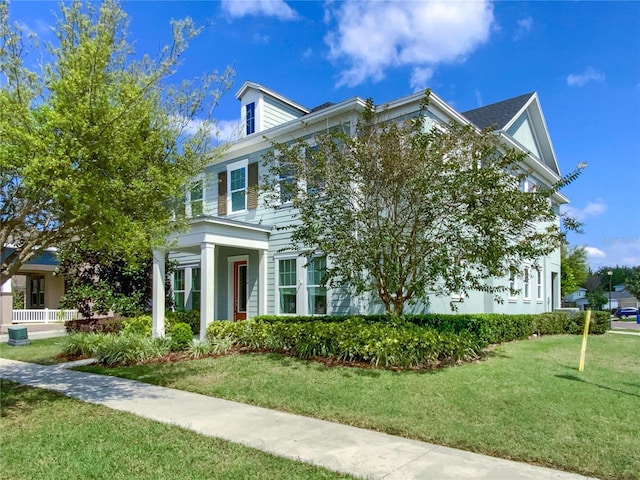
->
[122,315,152,336]
[166,310,200,335]
[169,322,194,351]
[60,332,109,358]
[94,333,170,366]
[207,318,480,369]
[65,316,123,334]
[189,337,233,358]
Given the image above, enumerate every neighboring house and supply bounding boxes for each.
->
[0,247,73,327]
[151,82,569,338]
[562,288,591,310]
[611,288,638,309]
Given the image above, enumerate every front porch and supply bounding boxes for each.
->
[152,216,271,339]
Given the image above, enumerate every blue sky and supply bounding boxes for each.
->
[8,0,640,269]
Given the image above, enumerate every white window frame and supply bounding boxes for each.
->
[173,269,186,311]
[509,271,518,302]
[227,159,248,215]
[536,267,543,302]
[185,175,205,218]
[523,266,531,301]
[307,256,328,315]
[274,253,330,316]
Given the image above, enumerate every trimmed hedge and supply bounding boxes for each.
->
[253,311,609,348]
[166,310,200,335]
[207,317,480,368]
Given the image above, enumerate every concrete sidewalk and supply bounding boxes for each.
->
[0,358,596,480]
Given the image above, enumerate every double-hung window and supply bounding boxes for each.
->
[536,268,543,301]
[508,271,518,300]
[307,257,327,315]
[191,268,201,310]
[279,162,296,204]
[246,102,255,135]
[276,255,328,315]
[227,160,248,213]
[174,270,185,311]
[523,266,531,300]
[278,259,297,314]
[190,181,203,217]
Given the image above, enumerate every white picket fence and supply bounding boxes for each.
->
[12,309,79,323]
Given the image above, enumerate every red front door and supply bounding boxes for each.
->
[233,261,247,321]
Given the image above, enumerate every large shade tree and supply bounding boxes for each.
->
[0,0,233,284]
[263,94,582,315]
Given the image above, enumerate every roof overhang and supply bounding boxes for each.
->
[166,216,271,253]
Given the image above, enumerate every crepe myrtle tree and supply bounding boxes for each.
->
[262,92,582,316]
[0,0,233,284]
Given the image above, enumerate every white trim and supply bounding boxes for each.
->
[273,253,329,316]
[536,267,544,302]
[523,266,531,301]
[227,255,249,321]
[226,159,249,215]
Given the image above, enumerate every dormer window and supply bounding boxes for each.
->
[246,102,255,135]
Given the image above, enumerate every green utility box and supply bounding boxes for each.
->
[8,326,30,346]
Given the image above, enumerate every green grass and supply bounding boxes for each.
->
[0,337,67,365]
[0,380,353,480]
[77,334,640,480]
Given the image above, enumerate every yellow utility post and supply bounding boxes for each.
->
[578,310,592,372]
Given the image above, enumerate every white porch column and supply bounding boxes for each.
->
[200,242,215,340]
[152,250,166,338]
[258,249,267,315]
[0,279,12,327]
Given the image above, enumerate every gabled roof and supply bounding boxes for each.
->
[462,93,534,130]
[463,92,561,176]
[235,81,310,115]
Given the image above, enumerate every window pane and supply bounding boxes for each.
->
[191,200,203,216]
[231,190,245,211]
[174,292,185,311]
[246,103,255,135]
[279,288,297,314]
[190,182,203,201]
[191,268,201,291]
[238,265,247,312]
[174,270,185,290]
[307,257,326,286]
[308,286,327,315]
[230,168,246,191]
[191,292,200,311]
[279,259,296,286]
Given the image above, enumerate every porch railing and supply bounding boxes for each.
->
[12,309,79,323]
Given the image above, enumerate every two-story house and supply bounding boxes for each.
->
[151,82,569,338]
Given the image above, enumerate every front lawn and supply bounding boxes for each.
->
[0,337,67,365]
[0,380,353,480]
[77,334,640,480]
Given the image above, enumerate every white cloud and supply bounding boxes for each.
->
[220,0,297,20]
[584,246,606,258]
[409,67,434,91]
[216,119,243,143]
[302,47,313,59]
[561,198,607,221]
[514,16,533,40]
[567,67,605,87]
[324,1,494,88]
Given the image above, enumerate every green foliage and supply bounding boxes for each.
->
[188,338,233,358]
[60,332,110,358]
[93,333,170,366]
[57,244,151,318]
[263,93,582,315]
[585,289,608,310]
[0,0,233,284]
[624,268,640,299]
[207,318,480,368]
[64,316,123,334]
[169,322,193,352]
[560,244,588,296]
[122,315,153,336]
[166,310,200,335]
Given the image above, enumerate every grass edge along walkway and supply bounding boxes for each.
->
[0,358,596,480]
[0,378,353,480]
